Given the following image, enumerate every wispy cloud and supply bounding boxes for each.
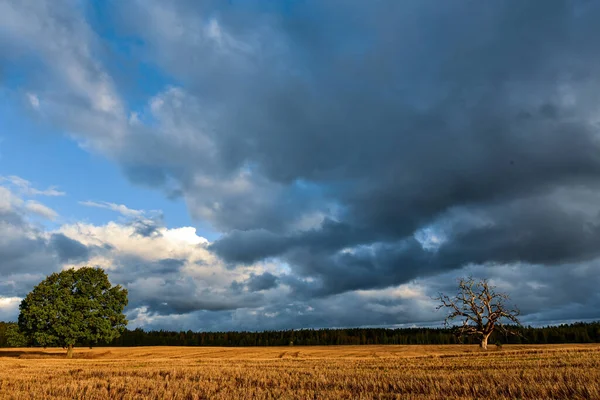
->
[25,200,58,220]
[0,176,66,197]
[79,200,144,217]
[26,93,40,109]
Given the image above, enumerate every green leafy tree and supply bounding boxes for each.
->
[18,267,128,358]
[5,323,28,347]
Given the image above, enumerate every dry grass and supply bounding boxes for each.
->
[0,344,598,399]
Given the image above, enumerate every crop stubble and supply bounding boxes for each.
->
[0,344,598,399]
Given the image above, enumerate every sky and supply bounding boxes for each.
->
[0,0,599,331]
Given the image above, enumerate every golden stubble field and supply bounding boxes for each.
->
[0,344,598,399]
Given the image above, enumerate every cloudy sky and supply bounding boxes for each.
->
[0,0,599,331]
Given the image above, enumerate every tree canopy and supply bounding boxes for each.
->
[18,267,128,357]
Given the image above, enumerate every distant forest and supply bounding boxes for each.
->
[1,321,599,347]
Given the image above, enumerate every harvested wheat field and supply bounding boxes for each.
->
[0,345,598,399]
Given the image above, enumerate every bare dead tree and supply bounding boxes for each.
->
[436,277,521,350]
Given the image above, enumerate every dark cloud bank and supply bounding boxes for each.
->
[120,0,600,326]
[2,0,600,329]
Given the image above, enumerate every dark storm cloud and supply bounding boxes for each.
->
[211,187,600,297]
[210,219,372,265]
[132,258,600,332]
[424,261,600,327]
[49,233,90,263]
[120,1,600,231]
[268,190,600,297]
[106,1,600,320]
[245,272,279,292]
[102,256,188,286]
[0,209,26,227]
[5,0,600,328]
[157,258,186,273]
[0,190,65,298]
[0,201,56,280]
[126,276,265,315]
[209,229,288,264]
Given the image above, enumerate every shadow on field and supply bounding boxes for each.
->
[0,350,112,359]
[0,350,65,358]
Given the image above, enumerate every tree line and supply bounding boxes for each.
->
[1,321,598,347]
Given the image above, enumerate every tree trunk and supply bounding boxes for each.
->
[480,333,491,350]
[66,344,74,359]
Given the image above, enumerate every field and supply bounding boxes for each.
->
[0,345,598,399]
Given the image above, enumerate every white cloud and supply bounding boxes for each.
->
[79,200,143,217]
[414,227,447,252]
[357,283,428,301]
[59,222,212,267]
[0,297,21,308]
[0,0,128,153]
[293,211,326,232]
[205,19,223,43]
[0,297,21,321]
[0,186,24,211]
[128,111,140,125]
[0,185,58,220]
[56,220,271,318]
[25,200,58,220]
[0,175,66,197]
[1,176,599,330]
[0,182,276,323]
[32,187,65,196]
[163,227,208,246]
[26,92,40,109]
